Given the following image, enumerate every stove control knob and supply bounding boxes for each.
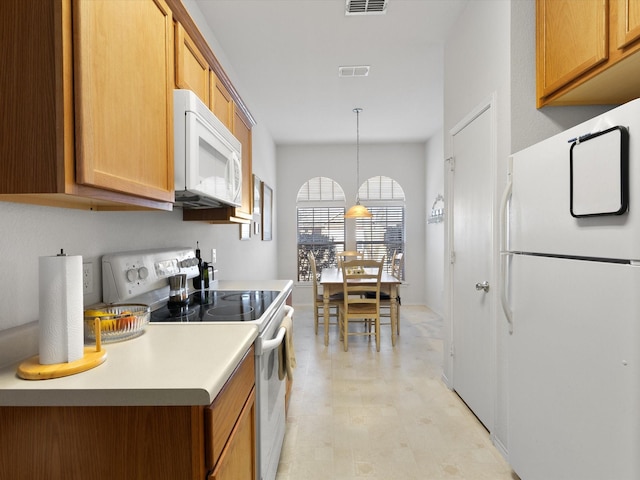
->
[126,268,138,282]
[138,266,149,280]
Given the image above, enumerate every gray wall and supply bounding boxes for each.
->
[424,129,445,316]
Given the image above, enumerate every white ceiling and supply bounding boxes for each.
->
[194,0,468,145]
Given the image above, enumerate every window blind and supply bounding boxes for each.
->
[356,205,404,277]
[297,206,345,281]
[297,176,345,202]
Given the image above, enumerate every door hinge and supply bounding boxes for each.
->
[446,156,455,172]
[449,343,455,357]
[450,250,456,264]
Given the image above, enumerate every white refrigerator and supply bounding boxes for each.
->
[501,99,640,480]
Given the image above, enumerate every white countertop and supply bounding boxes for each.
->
[0,323,258,406]
[0,279,292,407]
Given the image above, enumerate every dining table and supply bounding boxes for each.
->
[319,267,401,347]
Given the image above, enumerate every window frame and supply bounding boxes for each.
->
[296,177,347,282]
[355,176,406,279]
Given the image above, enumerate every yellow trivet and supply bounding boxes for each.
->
[17,318,107,380]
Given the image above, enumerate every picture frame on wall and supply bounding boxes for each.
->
[239,222,251,241]
[261,182,273,241]
[253,174,261,236]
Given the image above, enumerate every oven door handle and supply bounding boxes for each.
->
[261,326,286,353]
[261,306,294,353]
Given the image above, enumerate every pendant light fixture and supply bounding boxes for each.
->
[345,107,372,218]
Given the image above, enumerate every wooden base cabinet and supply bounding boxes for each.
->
[0,405,208,480]
[0,346,256,480]
[209,388,256,480]
[0,0,174,211]
[205,345,256,480]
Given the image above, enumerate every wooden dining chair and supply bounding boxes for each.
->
[391,251,404,279]
[372,251,403,339]
[339,258,383,351]
[335,250,364,268]
[309,252,340,336]
[380,251,404,335]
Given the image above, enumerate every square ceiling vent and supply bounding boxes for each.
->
[345,0,388,16]
[338,65,371,77]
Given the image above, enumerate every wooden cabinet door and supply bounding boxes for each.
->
[209,389,256,480]
[73,0,174,203]
[175,22,210,104]
[211,71,234,130]
[617,0,640,49]
[0,405,208,480]
[233,111,253,220]
[537,0,608,99]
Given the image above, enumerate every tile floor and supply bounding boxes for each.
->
[276,305,519,480]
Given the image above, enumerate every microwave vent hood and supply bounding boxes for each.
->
[174,191,226,209]
[173,89,242,210]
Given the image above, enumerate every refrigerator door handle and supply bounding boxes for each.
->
[500,171,514,333]
[500,253,513,334]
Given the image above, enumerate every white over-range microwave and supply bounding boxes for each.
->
[173,89,242,208]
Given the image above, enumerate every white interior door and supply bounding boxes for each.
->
[449,103,494,429]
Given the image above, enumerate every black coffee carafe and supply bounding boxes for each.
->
[202,261,214,289]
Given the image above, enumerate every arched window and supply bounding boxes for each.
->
[296,177,346,281]
[356,176,405,278]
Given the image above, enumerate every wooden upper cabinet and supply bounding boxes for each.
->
[175,21,210,105]
[211,71,235,130]
[537,0,640,107]
[617,0,640,48]
[0,0,174,210]
[74,0,174,204]
[233,112,254,221]
[536,0,608,101]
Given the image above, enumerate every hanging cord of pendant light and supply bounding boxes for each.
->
[345,107,372,218]
[355,107,361,200]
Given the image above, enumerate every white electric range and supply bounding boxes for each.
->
[101,247,292,480]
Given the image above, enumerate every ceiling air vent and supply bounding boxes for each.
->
[345,0,388,15]
[339,65,371,77]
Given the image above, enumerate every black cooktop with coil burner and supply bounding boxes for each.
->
[150,290,280,323]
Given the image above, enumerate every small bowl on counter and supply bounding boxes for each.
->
[84,304,150,344]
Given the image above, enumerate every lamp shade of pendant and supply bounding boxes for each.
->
[345,203,373,218]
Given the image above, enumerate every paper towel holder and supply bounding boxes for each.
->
[17,318,107,380]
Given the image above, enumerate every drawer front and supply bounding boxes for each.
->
[208,388,256,480]
[204,345,255,469]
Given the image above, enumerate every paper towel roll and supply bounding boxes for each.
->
[38,254,84,364]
